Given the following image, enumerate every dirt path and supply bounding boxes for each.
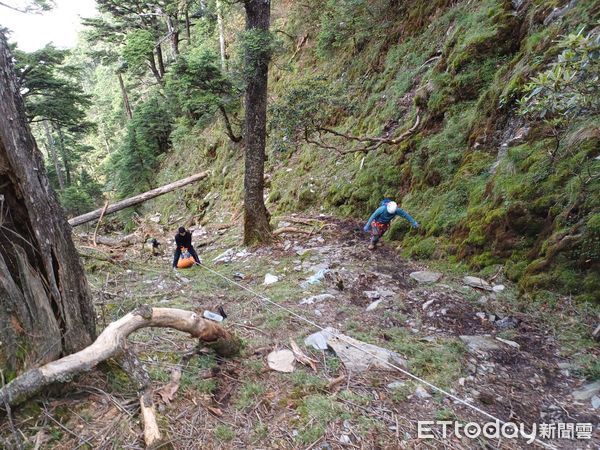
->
[1,216,598,449]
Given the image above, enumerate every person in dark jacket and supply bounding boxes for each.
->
[364,200,419,250]
[172,227,201,268]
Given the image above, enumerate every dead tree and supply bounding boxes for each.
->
[0,31,95,376]
[0,306,238,407]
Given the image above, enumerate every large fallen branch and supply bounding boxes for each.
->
[318,108,421,154]
[0,306,238,407]
[68,171,210,227]
[305,108,422,155]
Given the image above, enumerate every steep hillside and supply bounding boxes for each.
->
[152,0,599,302]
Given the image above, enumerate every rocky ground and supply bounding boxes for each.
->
[1,215,598,449]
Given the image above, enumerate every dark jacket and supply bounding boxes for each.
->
[175,231,192,249]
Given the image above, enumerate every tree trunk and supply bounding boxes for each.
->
[219,105,241,143]
[43,120,65,189]
[242,0,273,245]
[117,71,132,120]
[185,3,191,42]
[147,53,162,85]
[55,124,71,186]
[217,0,227,71]
[166,13,180,56]
[156,44,166,78]
[68,171,210,227]
[0,32,95,377]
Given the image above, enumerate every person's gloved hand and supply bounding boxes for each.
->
[363,225,370,232]
[413,222,420,229]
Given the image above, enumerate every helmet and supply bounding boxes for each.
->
[386,201,397,214]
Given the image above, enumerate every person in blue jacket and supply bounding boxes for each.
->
[363,199,419,250]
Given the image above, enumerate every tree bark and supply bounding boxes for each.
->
[116,71,132,120]
[156,44,166,78]
[0,306,238,407]
[147,53,162,85]
[184,2,191,42]
[165,13,180,56]
[43,120,65,189]
[68,171,210,227]
[55,124,71,186]
[217,0,227,71]
[243,0,273,245]
[0,32,95,376]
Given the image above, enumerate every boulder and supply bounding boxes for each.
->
[414,385,431,399]
[460,335,502,353]
[463,276,493,291]
[572,381,600,401]
[409,271,442,283]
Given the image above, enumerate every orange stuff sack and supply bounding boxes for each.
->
[177,248,195,269]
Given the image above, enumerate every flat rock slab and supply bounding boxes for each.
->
[410,271,442,283]
[572,381,600,401]
[460,335,502,353]
[463,276,493,291]
[267,349,295,373]
[304,327,406,372]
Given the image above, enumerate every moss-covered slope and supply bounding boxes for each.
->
[155,0,599,301]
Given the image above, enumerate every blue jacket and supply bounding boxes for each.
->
[364,206,418,231]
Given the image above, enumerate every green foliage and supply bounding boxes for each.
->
[236,382,265,410]
[269,76,349,151]
[59,185,94,216]
[107,95,172,198]
[316,0,378,57]
[241,29,276,79]
[518,29,600,120]
[122,29,155,71]
[213,424,235,442]
[165,47,238,123]
[386,330,465,388]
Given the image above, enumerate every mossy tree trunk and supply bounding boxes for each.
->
[0,32,95,378]
[242,0,273,245]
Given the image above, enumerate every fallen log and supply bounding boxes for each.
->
[0,305,239,407]
[68,171,210,227]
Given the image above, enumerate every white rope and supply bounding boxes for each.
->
[199,262,556,449]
